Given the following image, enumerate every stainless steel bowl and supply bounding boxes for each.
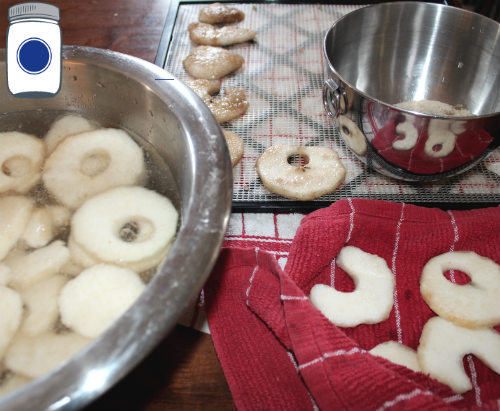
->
[323,2,500,181]
[0,46,232,410]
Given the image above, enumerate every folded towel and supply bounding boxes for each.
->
[204,199,500,411]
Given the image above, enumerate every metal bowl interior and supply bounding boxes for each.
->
[0,46,232,410]
[325,1,500,116]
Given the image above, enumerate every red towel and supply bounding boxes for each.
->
[204,199,500,411]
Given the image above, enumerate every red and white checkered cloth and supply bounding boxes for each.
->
[204,199,500,411]
[223,212,306,268]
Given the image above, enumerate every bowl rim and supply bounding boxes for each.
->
[323,1,500,120]
[0,45,232,411]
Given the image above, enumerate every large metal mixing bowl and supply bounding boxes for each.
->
[0,46,232,410]
[323,2,500,181]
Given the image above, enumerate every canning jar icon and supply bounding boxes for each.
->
[7,2,61,98]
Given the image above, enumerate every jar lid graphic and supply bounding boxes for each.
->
[8,2,60,22]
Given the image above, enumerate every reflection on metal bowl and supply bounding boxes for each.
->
[0,46,232,410]
[323,2,500,181]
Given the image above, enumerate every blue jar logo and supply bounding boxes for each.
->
[16,37,52,75]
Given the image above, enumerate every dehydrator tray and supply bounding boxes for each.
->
[156,1,500,212]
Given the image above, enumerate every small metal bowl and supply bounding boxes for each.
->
[323,2,500,181]
[0,46,232,410]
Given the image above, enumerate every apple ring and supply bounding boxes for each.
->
[424,119,457,158]
[338,115,367,156]
[44,114,98,153]
[0,195,33,260]
[19,205,71,250]
[256,145,346,201]
[71,186,178,271]
[59,264,145,338]
[0,131,45,194]
[0,285,23,358]
[223,129,244,167]
[187,80,248,124]
[6,240,70,289]
[21,275,67,336]
[188,22,256,47]
[5,332,91,379]
[369,341,421,372]
[310,246,395,327]
[198,2,245,24]
[20,205,69,249]
[393,116,418,150]
[417,316,500,393]
[42,128,146,209]
[67,232,172,274]
[183,46,244,80]
[420,251,500,328]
